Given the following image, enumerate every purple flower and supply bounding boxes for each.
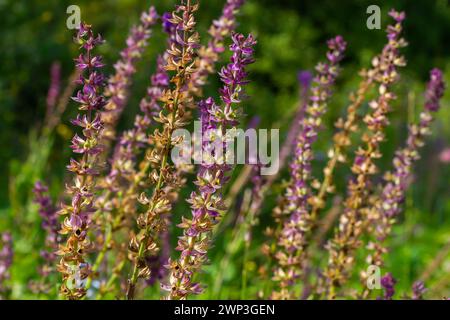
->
[380,273,396,300]
[218,33,255,106]
[297,70,313,89]
[425,68,445,112]
[210,0,245,53]
[326,35,346,64]
[412,281,427,300]
[388,9,406,22]
[162,12,175,34]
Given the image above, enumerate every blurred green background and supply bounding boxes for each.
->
[0,0,449,299]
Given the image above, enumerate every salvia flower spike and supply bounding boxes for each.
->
[126,0,200,300]
[56,22,106,300]
[164,32,256,300]
[271,36,346,300]
[96,55,169,225]
[85,10,165,293]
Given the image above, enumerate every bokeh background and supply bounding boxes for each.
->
[0,0,449,299]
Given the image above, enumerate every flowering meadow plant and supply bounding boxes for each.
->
[0,0,449,301]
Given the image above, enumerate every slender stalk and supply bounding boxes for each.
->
[56,22,107,300]
[125,0,199,299]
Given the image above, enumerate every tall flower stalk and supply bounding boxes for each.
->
[56,22,107,300]
[270,36,346,300]
[164,33,256,300]
[361,68,445,297]
[97,18,176,232]
[301,29,407,296]
[322,10,407,299]
[100,7,159,148]
[125,0,200,300]
[88,6,162,252]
